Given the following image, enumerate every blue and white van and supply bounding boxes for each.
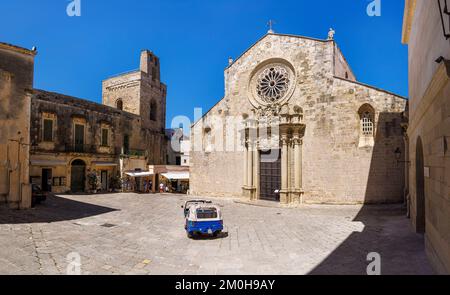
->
[182,200,223,238]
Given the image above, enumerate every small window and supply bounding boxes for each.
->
[123,135,130,154]
[74,124,85,152]
[204,128,213,153]
[150,101,157,121]
[345,72,349,79]
[43,119,54,142]
[358,104,375,147]
[152,67,157,81]
[116,99,123,111]
[197,208,218,219]
[101,128,109,147]
[362,112,374,136]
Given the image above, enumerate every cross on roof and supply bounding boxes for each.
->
[267,20,275,33]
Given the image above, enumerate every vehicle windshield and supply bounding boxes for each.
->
[196,208,218,219]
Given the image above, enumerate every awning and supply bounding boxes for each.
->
[92,161,118,167]
[161,172,190,180]
[30,160,66,166]
[125,171,153,177]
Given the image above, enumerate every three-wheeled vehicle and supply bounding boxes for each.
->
[182,200,223,238]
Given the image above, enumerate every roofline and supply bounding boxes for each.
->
[102,69,167,89]
[333,76,408,100]
[191,97,225,128]
[193,32,406,127]
[401,0,417,44]
[226,32,331,70]
[0,42,37,56]
[333,42,357,80]
[32,89,139,118]
[102,69,140,81]
[192,76,408,128]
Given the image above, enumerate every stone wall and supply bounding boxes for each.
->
[402,0,450,274]
[102,50,167,134]
[0,43,35,208]
[102,71,142,115]
[190,33,406,204]
[333,44,356,81]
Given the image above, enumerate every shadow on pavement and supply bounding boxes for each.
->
[0,195,118,224]
[308,205,432,275]
[309,112,432,275]
[191,232,229,241]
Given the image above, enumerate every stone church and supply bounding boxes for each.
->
[190,31,408,204]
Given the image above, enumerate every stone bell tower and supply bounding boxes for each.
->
[102,50,167,133]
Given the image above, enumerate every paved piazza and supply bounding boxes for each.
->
[0,193,433,275]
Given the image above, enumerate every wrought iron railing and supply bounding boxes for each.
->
[121,149,146,157]
[31,143,146,157]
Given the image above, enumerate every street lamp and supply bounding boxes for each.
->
[438,0,450,39]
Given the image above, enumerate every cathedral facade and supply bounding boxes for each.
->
[190,32,407,204]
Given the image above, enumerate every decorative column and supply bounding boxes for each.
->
[253,141,259,201]
[280,134,289,204]
[247,140,253,189]
[292,135,303,204]
[244,140,249,187]
[243,139,255,200]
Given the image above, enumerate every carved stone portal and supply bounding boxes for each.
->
[242,103,305,205]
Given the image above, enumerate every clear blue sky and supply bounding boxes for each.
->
[0,0,408,127]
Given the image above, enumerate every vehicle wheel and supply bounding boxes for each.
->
[213,231,220,238]
[187,232,193,239]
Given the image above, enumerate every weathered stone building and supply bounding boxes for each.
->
[402,0,450,274]
[0,42,36,209]
[29,50,167,194]
[190,31,407,205]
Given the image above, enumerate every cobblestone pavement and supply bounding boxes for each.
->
[0,193,433,275]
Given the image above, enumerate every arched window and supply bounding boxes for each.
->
[203,127,213,153]
[358,104,375,147]
[150,101,157,121]
[116,99,123,111]
[361,111,374,136]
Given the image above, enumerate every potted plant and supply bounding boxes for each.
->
[109,174,122,192]
[87,171,100,194]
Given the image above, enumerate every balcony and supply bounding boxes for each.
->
[63,144,118,155]
[68,144,95,153]
[121,149,146,158]
[31,143,145,157]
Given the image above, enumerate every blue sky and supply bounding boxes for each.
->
[0,0,407,127]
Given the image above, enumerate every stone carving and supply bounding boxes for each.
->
[254,103,282,119]
[248,60,296,108]
[256,65,291,103]
[328,28,335,40]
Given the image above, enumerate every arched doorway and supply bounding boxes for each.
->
[71,159,86,193]
[116,99,123,111]
[415,137,425,233]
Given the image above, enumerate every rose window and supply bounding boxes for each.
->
[256,66,291,103]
